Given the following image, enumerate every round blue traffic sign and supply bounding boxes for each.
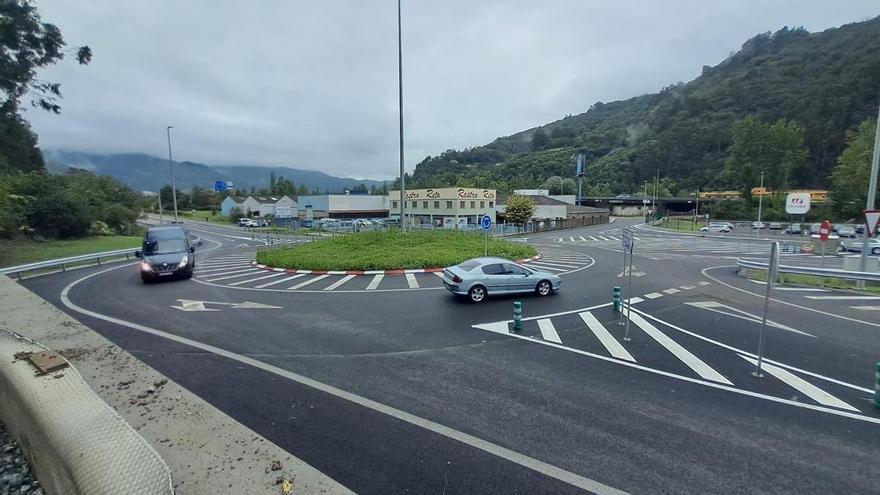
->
[480,215,492,230]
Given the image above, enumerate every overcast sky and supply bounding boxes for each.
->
[27,1,879,180]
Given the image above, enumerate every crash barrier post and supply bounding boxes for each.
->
[613,286,621,313]
[513,301,522,332]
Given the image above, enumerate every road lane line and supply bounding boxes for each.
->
[643,292,663,299]
[537,319,562,343]
[405,273,419,288]
[324,274,356,291]
[662,288,680,294]
[569,236,576,242]
[525,264,567,272]
[589,236,598,241]
[628,312,733,385]
[527,261,581,269]
[680,285,696,290]
[255,273,305,288]
[598,236,610,241]
[806,295,880,300]
[774,287,827,292]
[203,269,263,282]
[194,263,250,272]
[608,236,620,241]
[739,356,858,411]
[228,272,285,286]
[850,306,880,311]
[579,236,587,241]
[60,266,629,495]
[365,274,384,290]
[288,274,330,290]
[579,312,635,362]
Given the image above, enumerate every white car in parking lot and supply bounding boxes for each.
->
[700,222,732,233]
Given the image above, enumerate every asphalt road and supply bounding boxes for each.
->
[17,217,880,494]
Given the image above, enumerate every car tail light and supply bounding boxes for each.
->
[452,274,463,283]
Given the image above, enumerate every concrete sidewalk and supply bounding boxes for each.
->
[0,275,353,494]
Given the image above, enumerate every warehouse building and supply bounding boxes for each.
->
[388,188,497,229]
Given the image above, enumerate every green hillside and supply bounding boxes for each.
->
[409,17,880,195]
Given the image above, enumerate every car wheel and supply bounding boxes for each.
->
[141,275,152,284]
[468,285,486,303]
[872,247,880,256]
[536,280,552,296]
[184,268,193,279]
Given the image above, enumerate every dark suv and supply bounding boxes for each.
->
[135,226,195,283]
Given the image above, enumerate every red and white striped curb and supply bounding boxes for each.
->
[249,254,542,276]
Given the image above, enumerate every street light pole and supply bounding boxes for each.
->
[757,171,764,226]
[156,159,164,224]
[397,0,406,232]
[167,126,179,223]
[858,101,880,285]
[652,170,658,222]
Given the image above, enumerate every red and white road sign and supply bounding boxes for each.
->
[819,220,832,242]
[865,210,880,237]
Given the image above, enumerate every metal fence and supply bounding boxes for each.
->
[737,258,880,282]
[1,248,137,280]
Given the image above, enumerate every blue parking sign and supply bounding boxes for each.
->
[481,215,492,231]
[214,180,226,192]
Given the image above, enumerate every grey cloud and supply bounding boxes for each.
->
[26,0,880,180]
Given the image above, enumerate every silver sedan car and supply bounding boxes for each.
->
[443,257,562,303]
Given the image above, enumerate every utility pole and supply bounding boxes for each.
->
[757,171,765,226]
[167,126,179,223]
[397,0,406,232]
[652,170,658,222]
[694,188,700,225]
[858,100,880,286]
[156,159,164,224]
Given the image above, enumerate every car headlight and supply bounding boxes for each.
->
[140,260,151,271]
[178,255,189,268]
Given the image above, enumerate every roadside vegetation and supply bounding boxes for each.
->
[742,268,880,295]
[0,235,142,267]
[255,230,537,271]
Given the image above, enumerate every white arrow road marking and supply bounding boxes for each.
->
[628,312,733,385]
[684,301,815,337]
[172,299,282,311]
[617,266,646,278]
[739,356,859,412]
[170,301,220,312]
[537,319,562,343]
[579,312,635,362]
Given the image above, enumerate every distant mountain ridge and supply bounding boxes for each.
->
[42,150,387,193]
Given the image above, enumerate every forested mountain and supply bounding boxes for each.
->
[43,150,386,193]
[410,16,880,195]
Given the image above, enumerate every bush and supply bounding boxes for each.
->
[28,191,94,239]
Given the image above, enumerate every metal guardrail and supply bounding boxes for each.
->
[737,258,880,282]
[0,248,136,280]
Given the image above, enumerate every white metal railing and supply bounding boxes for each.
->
[1,248,136,280]
[737,258,880,282]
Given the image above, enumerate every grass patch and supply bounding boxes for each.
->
[742,268,880,294]
[256,230,537,271]
[655,218,707,232]
[176,210,233,224]
[0,235,143,267]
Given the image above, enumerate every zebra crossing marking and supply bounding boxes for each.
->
[537,319,562,343]
[203,269,263,282]
[227,272,285,286]
[662,288,680,294]
[644,292,663,299]
[579,312,635,362]
[739,356,858,411]
[288,274,329,290]
[324,274,357,291]
[405,273,419,288]
[365,274,385,290]
[255,273,306,288]
[628,312,733,385]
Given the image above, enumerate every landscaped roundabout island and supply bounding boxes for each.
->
[254,230,537,271]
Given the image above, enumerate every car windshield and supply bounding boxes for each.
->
[143,238,187,255]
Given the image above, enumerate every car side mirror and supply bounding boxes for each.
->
[188,246,195,253]
[134,250,142,258]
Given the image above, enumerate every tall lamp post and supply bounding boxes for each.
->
[397,0,406,231]
[858,100,880,287]
[166,126,179,223]
[652,170,659,222]
[156,158,164,224]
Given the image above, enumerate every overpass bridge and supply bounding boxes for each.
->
[578,196,726,217]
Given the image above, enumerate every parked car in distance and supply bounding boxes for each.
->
[837,225,856,238]
[842,237,880,255]
[135,226,195,283]
[751,222,767,229]
[768,222,783,230]
[856,225,866,235]
[443,257,561,303]
[700,222,731,233]
[806,223,822,235]
[784,224,802,235]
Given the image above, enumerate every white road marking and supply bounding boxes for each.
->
[643,292,663,299]
[556,237,563,242]
[806,295,880,300]
[569,236,576,242]
[774,287,828,292]
[579,312,635,362]
[598,236,610,241]
[366,274,384,289]
[662,288,680,294]
[625,297,644,304]
[680,285,696,290]
[850,306,880,311]
[537,319,562,343]
[608,236,620,241]
[61,266,627,495]
[203,269,263,282]
[527,260,581,269]
[227,272,285,286]
[197,261,250,268]
[579,236,587,241]
[526,264,567,272]
[405,273,419,288]
[589,236,598,241]
[255,273,305,288]
[324,274,357,291]
[739,356,858,412]
[628,312,733,385]
[684,301,814,337]
[433,271,445,278]
[288,274,330,290]
[194,264,250,274]
[697,281,711,286]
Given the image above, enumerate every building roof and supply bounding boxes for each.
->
[497,193,607,213]
[223,195,247,203]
